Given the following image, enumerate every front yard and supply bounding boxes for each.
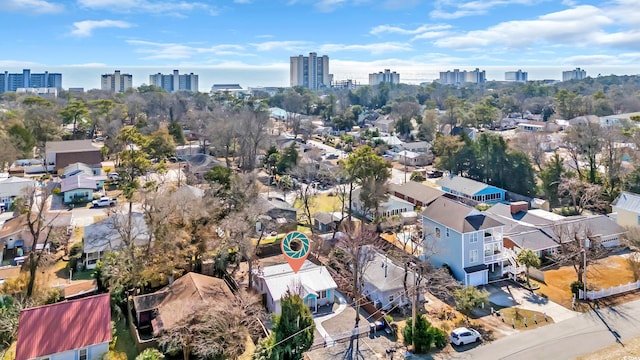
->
[534,255,637,310]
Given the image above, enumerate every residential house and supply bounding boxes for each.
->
[389,182,446,209]
[451,126,476,140]
[132,272,233,338]
[374,118,395,133]
[421,197,505,286]
[351,188,414,221]
[372,135,404,147]
[62,162,101,178]
[82,212,150,269]
[253,260,338,314]
[46,140,102,172]
[517,121,547,132]
[396,150,432,166]
[257,194,298,232]
[312,212,343,233]
[437,175,506,204]
[361,249,423,310]
[15,293,111,360]
[60,174,107,204]
[611,191,640,227]
[0,177,36,211]
[0,213,71,265]
[394,141,431,154]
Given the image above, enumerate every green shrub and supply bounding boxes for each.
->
[570,281,584,296]
[403,314,447,353]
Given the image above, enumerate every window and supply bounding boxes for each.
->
[469,232,479,243]
[446,228,450,237]
[79,349,88,360]
[389,295,394,302]
[319,290,327,299]
[435,228,441,239]
[469,250,478,263]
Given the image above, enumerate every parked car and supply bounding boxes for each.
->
[450,327,481,346]
[92,197,117,208]
[107,172,120,181]
[427,170,443,178]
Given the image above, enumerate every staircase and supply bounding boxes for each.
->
[503,248,526,278]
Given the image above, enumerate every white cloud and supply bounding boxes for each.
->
[77,0,215,15]
[252,41,312,52]
[315,0,347,12]
[370,24,451,35]
[70,20,133,37]
[430,0,541,19]
[433,5,616,50]
[319,42,412,54]
[4,0,63,13]
[127,40,247,60]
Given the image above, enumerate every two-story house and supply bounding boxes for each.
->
[421,197,505,286]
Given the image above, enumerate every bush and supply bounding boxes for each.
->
[52,187,61,195]
[102,351,127,360]
[136,348,165,360]
[453,286,489,315]
[429,326,448,349]
[69,242,83,257]
[570,281,584,296]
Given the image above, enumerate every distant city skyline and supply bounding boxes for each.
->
[0,64,638,92]
[1,1,639,91]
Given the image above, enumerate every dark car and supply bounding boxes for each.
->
[427,170,443,178]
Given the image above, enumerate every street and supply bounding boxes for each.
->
[447,299,640,360]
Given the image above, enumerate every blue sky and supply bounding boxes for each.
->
[1,0,639,90]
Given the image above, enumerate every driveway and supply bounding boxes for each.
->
[484,282,579,323]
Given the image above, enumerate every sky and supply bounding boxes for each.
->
[1,0,640,91]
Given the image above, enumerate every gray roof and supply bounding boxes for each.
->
[399,141,430,151]
[313,212,342,224]
[47,140,98,153]
[258,194,297,213]
[83,212,150,254]
[388,182,444,207]
[421,197,503,233]
[505,226,560,252]
[560,215,626,238]
[63,162,94,177]
[485,203,554,227]
[437,175,500,196]
[612,192,640,214]
[362,250,416,293]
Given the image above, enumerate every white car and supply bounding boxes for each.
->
[450,327,481,346]
[92,197,117,208]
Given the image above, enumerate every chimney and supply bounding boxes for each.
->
[510,201,529,215]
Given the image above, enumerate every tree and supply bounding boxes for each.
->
[59,99,89,138]
[145,128,176,160]
[167,121,185,145]
[16,185,64,299]
[539,152,565,208]
[416,109,438,142]
[342,146,391,220]
[551,222,606,286]
[432,134,464,173]
[403,314,448,353]
[0,296,21,354]
[558,177,605,214]
[564,121,602,183]
[516,249,541,287]
[453,286,489,315]
[257,291,314,360]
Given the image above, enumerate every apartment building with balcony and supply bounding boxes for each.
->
[290,52,330,90]
[369,69,400,86]
[438,68,486,85]
[0,69,62,93]
[149,70,198,92]
[562,67,587,82]
[101,70,133,93]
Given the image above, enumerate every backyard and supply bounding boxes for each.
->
[534,255,637,309]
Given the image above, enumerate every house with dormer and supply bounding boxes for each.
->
[421,197,506,286]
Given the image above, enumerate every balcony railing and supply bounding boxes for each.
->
[484,252,505,263]
[484,235,502,244]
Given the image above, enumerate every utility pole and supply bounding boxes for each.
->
[411,262,424,352]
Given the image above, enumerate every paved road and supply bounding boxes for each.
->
[447,299,640,360]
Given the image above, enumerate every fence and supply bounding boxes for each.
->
[579,280,640,300]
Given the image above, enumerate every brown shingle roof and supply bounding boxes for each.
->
[16,294,112,360]
[421,197,504,233]
[47,140,99,153]
[389,182,445,206]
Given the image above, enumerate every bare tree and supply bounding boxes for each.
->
[236,107,270,172]
[558,177,606,214]
[551,221,607,285]
[511,131,546,170]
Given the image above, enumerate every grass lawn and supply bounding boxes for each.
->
[535,255,636,310]
[294,193,343,215]
[114,319,139,359]
[576,335,640,359]
[72,269,95,281]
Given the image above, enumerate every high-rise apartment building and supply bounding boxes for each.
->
[562,68,587,81]
[438,68,486,85]
[101,70,133,93]
[0,69,62,93]
[149,70,199,92]
[505,70,528,82]
[290,52,330,90]
[369,69,400,86]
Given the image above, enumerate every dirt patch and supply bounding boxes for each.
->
[493,307,554,330]
[535,255,637,310]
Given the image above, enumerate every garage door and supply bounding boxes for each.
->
[467,271,486,286]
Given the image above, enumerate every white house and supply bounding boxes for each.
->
[253,261,338,314]
[396,150,432,166]
[82,212,150,269]
[611,191,640,227]
[15,294,111,360]
[351,188,414,221]
[0,177,36,211]
[361,249,423,310]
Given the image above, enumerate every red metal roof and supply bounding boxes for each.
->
[16,293,112,360]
